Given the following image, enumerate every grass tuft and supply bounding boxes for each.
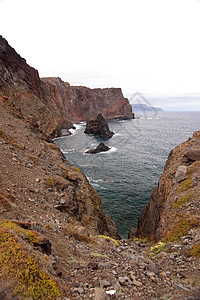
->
[0,220,62,299]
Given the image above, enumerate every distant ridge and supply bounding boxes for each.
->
[132,103,163,112]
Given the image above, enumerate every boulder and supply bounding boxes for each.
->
[84,113,114,138]
[175,166,188,182]
[185,149,200,161]
[86,142,110,154]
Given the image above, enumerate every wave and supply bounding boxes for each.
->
[113,133,122,138]
[147,117,160,120]
[91,182,107,190]
[61,148,75,153]
[108,147,118,153]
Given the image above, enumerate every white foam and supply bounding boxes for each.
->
[62,148,75,153]
[113,133,122,138]
[109,147,118,153]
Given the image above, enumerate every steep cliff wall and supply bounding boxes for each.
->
[137,131,200,243]
[41,77,134,128]
[0,36,60,137]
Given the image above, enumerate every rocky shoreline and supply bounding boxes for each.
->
[0,36,200,299]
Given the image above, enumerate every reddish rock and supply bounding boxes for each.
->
[41,77,134,128]
[136,130,200,242]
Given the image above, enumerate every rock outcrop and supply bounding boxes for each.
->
[41,77,134,127]
[136,131,200,243]
[0,36,60,138]
[86,142,110,154]
[84,113,114,138]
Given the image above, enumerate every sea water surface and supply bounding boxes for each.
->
[54,112,200,238]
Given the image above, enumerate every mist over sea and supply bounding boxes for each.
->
[54,111,200,238]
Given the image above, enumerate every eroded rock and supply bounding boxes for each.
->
[84,113,114,138]
[86,142,110,154]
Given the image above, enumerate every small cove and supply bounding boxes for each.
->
[54,111,200,238]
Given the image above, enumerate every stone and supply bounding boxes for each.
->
[128,228,137,239]
[113,282,121,291]
[60,199,66,205]
[147,262,159,275]
[94,287,109,300]
[145,271,156,278]
[132,280,143,287]
[175,166,187,182]
[100,280,111,288]
[74,287,84,294]
[61,129,71,136]
[88,262,99,270]
[185,149,200,161]
[118,276,130,286]
[86,142,110,154]
[84,113,114,138]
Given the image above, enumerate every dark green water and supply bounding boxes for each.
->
[54,111,200,238]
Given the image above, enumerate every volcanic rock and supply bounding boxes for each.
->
[175,165,187,182]
[84,113,114,138]
[185,149,200,161]
[136,130,200,242]
[86,142,110,154]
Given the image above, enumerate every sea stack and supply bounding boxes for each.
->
[84,113,114,138]
[86,142,110,154]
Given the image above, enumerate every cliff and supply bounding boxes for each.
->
[41,77,134,129]
[137,131,200,244]
[0,36,133,139]
[0,36,60,138]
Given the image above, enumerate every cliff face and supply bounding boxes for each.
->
[0,36,60,138]
[1,36,133,138]
[41,77,134,128]
[137,131,200,243]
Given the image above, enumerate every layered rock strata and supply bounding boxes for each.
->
[41,77,134,128]
[0,35,133,139]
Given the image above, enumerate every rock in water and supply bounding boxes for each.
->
[84,113,114,138]
[86,142,110,154]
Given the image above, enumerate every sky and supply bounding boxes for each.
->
[0,0,200,110]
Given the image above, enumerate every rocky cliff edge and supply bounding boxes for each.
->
[137,130,200,246]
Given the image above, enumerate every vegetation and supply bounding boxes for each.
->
[96,235,119,247]
[91,252,108,258]
[133,237,149,243]
[48,143,59,151]
[163,215,200,242]
[45,177,56,186]
[0,219,62,299]
[179,175,193,192]
[173,192,194,209]
[150,242,167,254]
[65,226,96,244]
[0,129,23,150]
[190,243,200,258]
[72,166,83,174]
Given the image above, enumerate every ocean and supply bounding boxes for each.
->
[54,111,200,238]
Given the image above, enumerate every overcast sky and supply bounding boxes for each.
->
[0,0,200,110]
